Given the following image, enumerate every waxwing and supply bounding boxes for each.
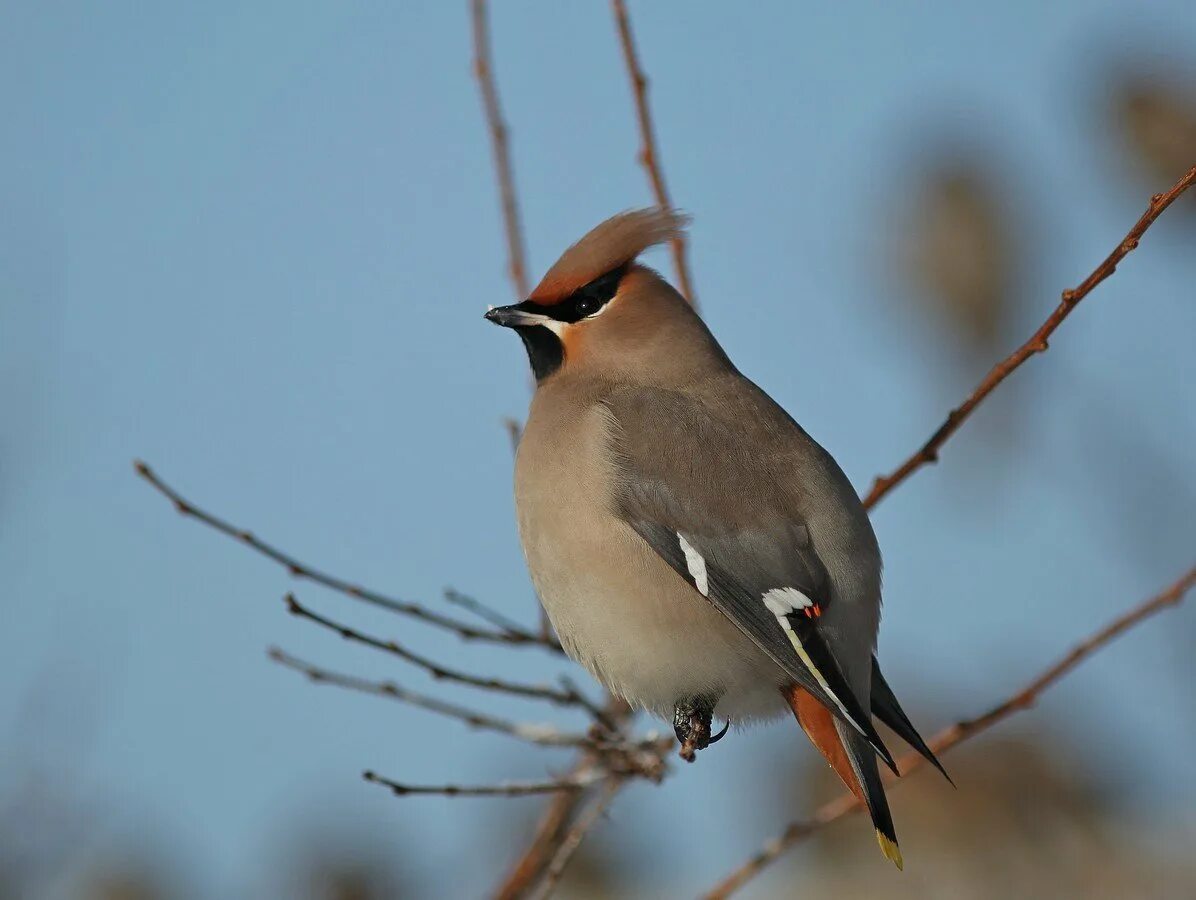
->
[484,209,948,868]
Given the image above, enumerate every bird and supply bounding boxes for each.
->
[484,208,948,868]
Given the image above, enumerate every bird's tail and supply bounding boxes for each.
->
[870,657,953,786]
[783,685,903,870]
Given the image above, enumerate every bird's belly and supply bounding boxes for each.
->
[522,516,789,723]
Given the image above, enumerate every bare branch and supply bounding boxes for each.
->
[268,647,592,748]
[863,165,1196,510]
[528,778,624,900]
[283,593,587,708]
[493,698,638,900]
[471,0,530,299]
[495,782,592,900]
[133,461,553,648]
[444,587,560,653]
[611,0,698,308]
[704,564,1196,899]
[362,768,600,798]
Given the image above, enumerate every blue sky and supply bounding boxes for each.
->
[2,2,1194,896]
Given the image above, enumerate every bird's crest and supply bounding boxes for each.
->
[528,208,689,303]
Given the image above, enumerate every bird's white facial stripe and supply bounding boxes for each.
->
[677,533,708,596]
[516,311,565,336]
[762,587,812,618]
[494,308,566,335]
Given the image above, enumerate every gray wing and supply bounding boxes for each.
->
[605,386,895,770]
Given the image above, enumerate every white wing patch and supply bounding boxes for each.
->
[765,587,867,738]
[677,534,708,596]
[761,587,812,618]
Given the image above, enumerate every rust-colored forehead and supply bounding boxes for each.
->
[528,208,688,303]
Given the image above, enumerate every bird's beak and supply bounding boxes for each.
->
[484,303,551,329]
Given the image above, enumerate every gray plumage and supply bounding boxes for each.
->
[486,208,945,866]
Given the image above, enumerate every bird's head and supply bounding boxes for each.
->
[485,208,723,384]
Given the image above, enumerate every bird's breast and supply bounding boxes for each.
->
[513,398,786,721]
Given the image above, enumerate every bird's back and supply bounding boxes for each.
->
[604,371,883,694]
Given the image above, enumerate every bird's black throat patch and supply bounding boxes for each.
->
[515,325,564,382]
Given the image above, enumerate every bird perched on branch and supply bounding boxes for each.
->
[485,209,948,868]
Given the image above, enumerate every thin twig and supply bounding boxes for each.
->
[268,647,591,748]
[443,587,560,653]
[863,164,1196,510]
[611,0,698,308]
[363,768,601,798]
[471,0,530,300]
[528,778,624,900]
[703,564,1196,899]
[134,461,551,648]
[283,593,586,708]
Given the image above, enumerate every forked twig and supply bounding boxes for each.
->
[269,647,592,748]
[444,588,560,653]
[134,460,549,648]
[283,593,585,708]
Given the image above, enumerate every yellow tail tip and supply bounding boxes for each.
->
[876,831,904,871]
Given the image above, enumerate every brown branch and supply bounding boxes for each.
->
[134,461,552,649]
[494,782,591,900]
[703,564,1196,899]
[363,769,600,798]
[471,0,556,648]
[862,164,1196,511]
[528,777,624,900]
[611,0,698,308]
[268,647,591,748]
[471,0,530,299]
[283,593,587,708]
[493,697,638,900]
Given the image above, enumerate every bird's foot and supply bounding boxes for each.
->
[674,697,729,763]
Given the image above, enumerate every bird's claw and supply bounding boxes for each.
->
[674,697,728,762]
[707,718,730,745]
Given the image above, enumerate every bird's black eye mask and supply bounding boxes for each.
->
[498,265,626,382]
[519,264,627,323]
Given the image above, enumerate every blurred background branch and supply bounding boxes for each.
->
[133,461,539,646]
[611,0,699,309]
[864,163,1196,511]
[471,0,530,301]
